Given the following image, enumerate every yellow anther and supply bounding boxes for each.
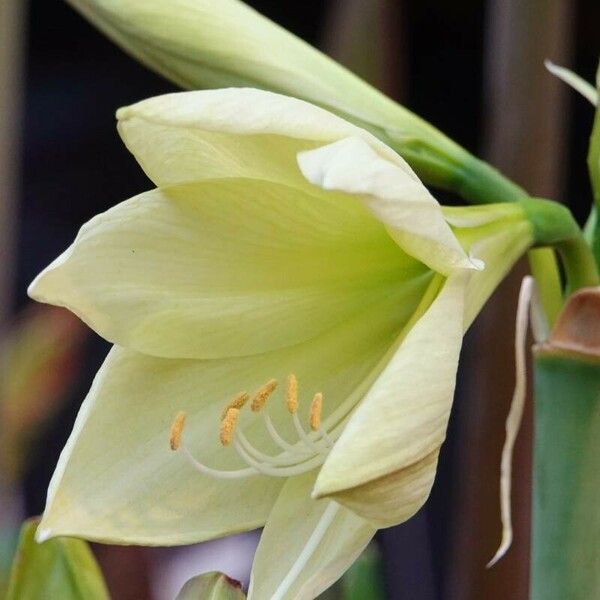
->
[220,407,240,446]
[221,391,249,420]
[169,411,187,451]
[286,373,298,414]
[309,393,323,431]
[251,379,278,412]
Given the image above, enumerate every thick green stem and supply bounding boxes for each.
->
[528,248,563,325]
[556,236,600,293]
[532,352,600,600]
[521,198,599,302]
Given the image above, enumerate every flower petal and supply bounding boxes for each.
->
[298,137,475,275]
[462,220,533,327]
[38,294,407,545]
[116,88,401,189]
[248,471,376,600]
[324,450,440,529]
[313,272,467,526]
[37,346,283,545]
[29,178,427,359]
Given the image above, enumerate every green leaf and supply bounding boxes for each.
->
[5,518,109,600]
[176,572,246,600]
[341,544,386,600]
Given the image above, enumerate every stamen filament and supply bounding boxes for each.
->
[293,413,329,454]
[172,371,366,485]
[181,445,258,479]
[317,426,334,448]
[271,502,340,600]
[263,412,297,452]
[233,439,325,477]
[236,429,310,467]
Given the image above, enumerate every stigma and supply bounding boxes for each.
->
[169,374,337,480]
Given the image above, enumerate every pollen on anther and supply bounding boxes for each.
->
[251,379,278,412]
[221,391,250,420]
[286,373,298,414]
[169,411,186,451]
[220,407,240,446]
[309,393,323,431]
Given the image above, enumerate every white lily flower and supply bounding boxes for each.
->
[29,89,534,599]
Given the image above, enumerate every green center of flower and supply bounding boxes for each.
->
[169,375,339,479]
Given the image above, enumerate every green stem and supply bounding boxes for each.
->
[528,248,563,325]
[557,236,600,293]
[521,197,600,292]
[532,352,600,600]
[455,154,529,205]
[396,142,527,204]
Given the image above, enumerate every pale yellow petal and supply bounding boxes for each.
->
[38,291,408,545]
[328,450,439,528]
[116,88,402,188]
[248,471,376,600]
[37,347,282,545]
[310,210,532,525]
[443,203,526,228]
[29,179,427,359]
[298,137,474,275]
[313,272,467,525]
[460,220,533,327]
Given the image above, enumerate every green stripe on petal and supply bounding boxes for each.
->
[312,272,467,524]
[29,178,427,359]
[248,471,375,600]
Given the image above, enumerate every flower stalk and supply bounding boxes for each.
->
[516,198,599,325]
[532,349,600,599]
[521,198,599,291]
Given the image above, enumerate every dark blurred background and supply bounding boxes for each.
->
[2,0,600,598]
